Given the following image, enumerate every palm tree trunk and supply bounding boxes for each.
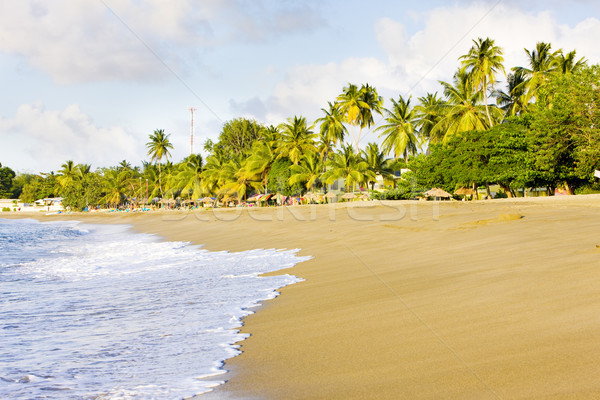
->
[158,163,162,196]
[484,76,494,127]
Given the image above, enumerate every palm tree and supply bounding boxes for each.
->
[433,68,496,142]
[556,50,587,74]
[276,116,317,165]
[76,163,92,180]
[415,92,446,146]
[219,157,262,203]
[101,168,129,207]
[146,129,174,195]
[513,42,560,104]
[362,142,395,191]
[173,154,204,200]
[336,84,363,151]
[316,102,347,147]
[459,37,505,127]
[337,83,384,151]
[57,160,77,187]
[245,141,277,193]
[322,144,369,192]
[202,152,236,196]
[493,69,529,117]
[289,152,322,192]
[358,83,384,144]
[375,95,419,162]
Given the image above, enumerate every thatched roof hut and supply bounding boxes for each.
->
[422,188,452,199]
[454,187,476,196]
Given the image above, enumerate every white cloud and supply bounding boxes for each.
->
[0,0,325,84]
[0,103,141,172]
[232,2,600,130]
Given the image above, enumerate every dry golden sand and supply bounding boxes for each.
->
[8,196,600,399]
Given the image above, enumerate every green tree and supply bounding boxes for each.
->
[213,118,265,157]
[0,163,16,198]
[322,144,369,192]
[459,37,505,127]
[245,141,277,193]
[201,154,228,196]
[415,92,446,145]
[433,68,497,142]
[337,83,383,151]
[529,65,600,194]
[362,142,395,191]
[277,116,316,165]
[57,160,78,188]
[171,154,204,200]
[376,95,419,162]
[289,152,322,192]
[513,42,560,106]
[267,158,301,196]
[316,101,347,149]
[493,69,529,118]
[61,172,104,211]
[146,129,174,196]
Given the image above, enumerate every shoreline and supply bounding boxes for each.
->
[4,196,600,398]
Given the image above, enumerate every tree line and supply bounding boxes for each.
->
[2,38,599,209]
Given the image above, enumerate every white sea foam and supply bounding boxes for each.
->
[0,218,310,399]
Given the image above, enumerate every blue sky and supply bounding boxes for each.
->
[1,0,599,173]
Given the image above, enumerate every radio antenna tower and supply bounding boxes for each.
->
[189,107,196,155]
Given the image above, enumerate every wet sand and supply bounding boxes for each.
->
[8,196,600,399]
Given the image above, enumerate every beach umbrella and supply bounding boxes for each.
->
[359,193,370,200]
[247,194,261,202]
[423,188,452,199]
[341,193,357,200]
[324,192,337,199]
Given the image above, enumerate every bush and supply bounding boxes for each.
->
[2,207,11,212]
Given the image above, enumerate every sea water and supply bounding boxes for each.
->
[0,218,309,399]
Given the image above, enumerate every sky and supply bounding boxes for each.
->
[1,0,600,173]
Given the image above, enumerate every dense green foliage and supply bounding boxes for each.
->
[0,163,16,198]
[4,38,599,207]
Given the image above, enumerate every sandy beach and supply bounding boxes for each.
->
[7,196,600,399]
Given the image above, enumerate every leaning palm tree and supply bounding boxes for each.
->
[245,141,277,193]
[173,154,204,200]
[459,37,505,127]
[375,95,419,162]
[219,158,263,203]
[201,154,229,196]
[146,129,173,195]
[276,116,317,165]
[362,142,395,191]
